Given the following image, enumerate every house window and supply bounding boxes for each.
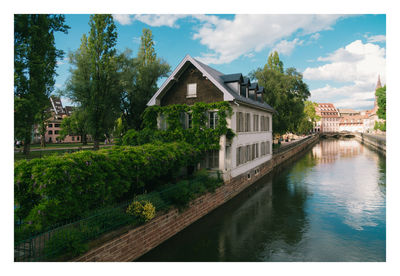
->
[256,143,259,158]
[236,112,244,132]
[261,116,266,131]
[187,83,197,98]
[253,115,259,131]
[209,112,218,129]
[48,124,53,128]
[159,114,167,130]
[237,146,247,166]
[187,113,192,129]
[261,142,266,156]
[54,124,60,128]
[246,145,251,162]
[207,149,219,169]
[236,147,240,166]
[252,144,256,160]
[266,141,270,154]
[77,136,80,141]
[48,130,53,135]
[245,113,251,132]
[266,116,270,131]
[72,136,75,141]
[55,130,59,134]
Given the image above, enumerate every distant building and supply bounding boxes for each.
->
[32,96,82,143]
[339,114,366,132]
[314,103,340,132]
[338,108,360,117]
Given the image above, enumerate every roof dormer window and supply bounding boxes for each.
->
[187,83,197,98]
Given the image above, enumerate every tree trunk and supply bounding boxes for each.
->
[23,141,30,155]
[93,139,99,150]
[82,134,87,145]
[40,134,46,148]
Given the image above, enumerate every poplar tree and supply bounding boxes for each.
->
[14,14,69,154]
[67,15,120,150]
[119,28,170,131]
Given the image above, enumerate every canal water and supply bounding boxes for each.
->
[137,139,386,262]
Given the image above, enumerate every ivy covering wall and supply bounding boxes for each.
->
[121,101,234,151]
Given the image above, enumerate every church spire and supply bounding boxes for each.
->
[376,74,382,90]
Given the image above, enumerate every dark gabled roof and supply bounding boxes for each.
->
[249,82,258,90]
[148,55,275,113]
[220,73,243,83]
[242,77,250,85]
[256,86,265,93]
[194,58,274,113]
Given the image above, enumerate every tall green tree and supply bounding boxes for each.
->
[297,101,320,134]
[118,28,170,131]
[376,85,386,120]
[67,15,120,149]
[59,108,89,145]
[14,14,69,154]
[251,51,310,135]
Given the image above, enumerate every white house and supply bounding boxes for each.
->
[147,55,275,181]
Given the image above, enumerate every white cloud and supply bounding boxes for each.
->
[310,33,321,40]
[132,14,187,28]
[310,83,377,110]
[112,14,133,25]
[272,38,303,56]
[364,34,386,43]
[112,14,344,64]
[304,40,385,83]
[193,14,344,64]
[132,36,141,44]
[305,40,386,110]
[56,57,69,66]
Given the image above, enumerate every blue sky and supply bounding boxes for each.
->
[54,14,386,111]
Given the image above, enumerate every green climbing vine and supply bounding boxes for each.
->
[123,101,234,152]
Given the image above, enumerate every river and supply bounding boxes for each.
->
[137,139,386,262]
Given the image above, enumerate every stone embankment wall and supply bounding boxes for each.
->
[74,135,319,262]
[354,133,386,154]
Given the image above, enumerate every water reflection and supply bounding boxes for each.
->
[137,139,385,262]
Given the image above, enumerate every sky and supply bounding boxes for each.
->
[54,14,386,111]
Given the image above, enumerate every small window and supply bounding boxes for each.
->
[48,124,53,128]
[77,136,80,141]
[187,113,192,129]
[187,83,197,98]
[54,124,60,127]
[55,130,59,134]
[48,130,53,135]
[209,112,218,129]
[72,136,75,141]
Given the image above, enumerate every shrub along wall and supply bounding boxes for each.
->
[14,142,201,233]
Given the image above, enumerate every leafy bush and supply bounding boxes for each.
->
[126,200,156,222]
[43,227,88,259]
[14,142,200,232]
[160,170,223,209]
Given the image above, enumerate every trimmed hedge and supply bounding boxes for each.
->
[14,142,201,232]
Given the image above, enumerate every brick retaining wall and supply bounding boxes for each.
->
[74,135,319,262]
